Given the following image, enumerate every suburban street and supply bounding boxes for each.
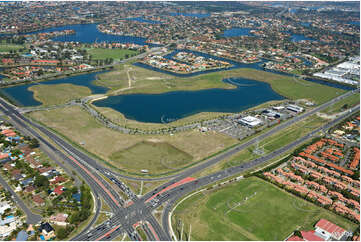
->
[0,172,42,224]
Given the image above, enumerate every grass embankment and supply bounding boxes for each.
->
[28,84,92,106]
[172,177,358,241]
[93,105,230,131]
[28,106,237,175]
[322,93,360,114]
[87,48,139,61]
[94,63,234,92]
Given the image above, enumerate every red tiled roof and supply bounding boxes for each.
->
[287,235,305,241]
[301,231,324,241]
[53,185,64,196]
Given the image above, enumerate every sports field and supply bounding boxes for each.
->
[28,106,237,175]
[28,83,91,106]
[172,177,358,241]
[87,48,139,61]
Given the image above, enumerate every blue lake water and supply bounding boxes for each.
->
[223,28,253,37]
[0,71,108,106]
[300,22,311,27]
[170,12,210,18]
[291,34,315,42]
[25,23,154,46]
[126,17,162,24]
[349,21,360,26]
[93,78,285,123]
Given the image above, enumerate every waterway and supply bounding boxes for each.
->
[291,34,315,42]
[93,77,285,123]
[25,23,152,45]
[223,28,253,37]
[0,71,108,106]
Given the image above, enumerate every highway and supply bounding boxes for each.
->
[0,88,358,241]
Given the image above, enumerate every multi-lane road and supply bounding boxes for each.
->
[0,87,358,241]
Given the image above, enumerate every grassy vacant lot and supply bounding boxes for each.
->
[28,106,237,175]
[87,48,139,61]
[95,64,345,105]
[172,177,357,241]
[322,93,360,114]
[28,84,91,106]
[109,141,193,173]
[94,64,232,92]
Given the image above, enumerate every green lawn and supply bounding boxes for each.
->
[87,48,139,61]
[28,83,91,106]
[109,141,193,174]
[172,177,358,241]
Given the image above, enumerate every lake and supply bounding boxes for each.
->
[223,28,253,37]
[0,71,108,106]
[93,77,285,123]
[25,23,153,46]
[291,34,315,42]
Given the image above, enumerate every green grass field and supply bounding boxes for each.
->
[28,84,92,106]
[109,141,193,174]
[0,44,24,53]
[87,48,139,61]
[172,177,358,241]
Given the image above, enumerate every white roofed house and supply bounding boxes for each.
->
[0,202,10,215]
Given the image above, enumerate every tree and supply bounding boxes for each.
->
[29,138,39,148]
[34,175,49,189]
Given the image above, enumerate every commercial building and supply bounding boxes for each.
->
[237,116,263,127]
